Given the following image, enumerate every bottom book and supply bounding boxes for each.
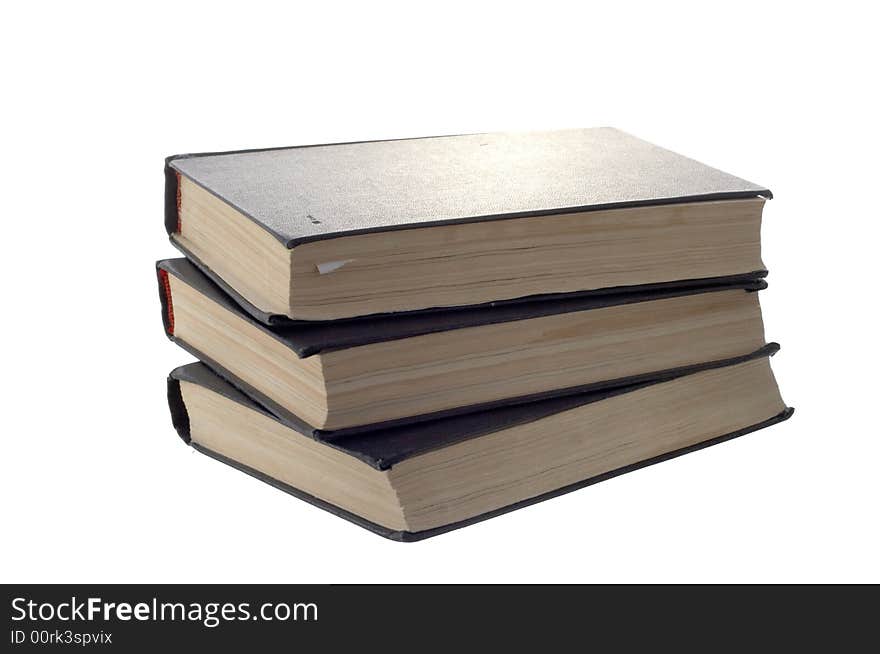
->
[167,346,792,541]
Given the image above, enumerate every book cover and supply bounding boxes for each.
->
[165,128,770,246]
[158,257,772,436]
[168,350,792,541]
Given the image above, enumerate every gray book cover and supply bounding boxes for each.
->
[165,127,771,246]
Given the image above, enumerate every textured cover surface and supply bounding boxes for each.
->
[168,360,793,541]
[167,128,771,247]
[157,257,767,357]
[168,344,781,468]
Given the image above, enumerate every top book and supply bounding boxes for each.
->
[165,128,770,322]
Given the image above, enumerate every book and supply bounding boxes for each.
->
[165,128,771,322]
[158,257,771,432]
[167,348,792,541]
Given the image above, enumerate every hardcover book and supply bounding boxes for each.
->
[168,348,791,541]
[165,128,771,322]
[158,257,771,432]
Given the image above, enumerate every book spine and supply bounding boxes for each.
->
[156,264,175,336]
[164,158,181,235]
[166,377,192,444]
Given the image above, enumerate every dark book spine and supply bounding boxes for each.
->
[167,377,191,444]
[164,158,181,235]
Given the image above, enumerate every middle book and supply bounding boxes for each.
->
[157,258,769,435]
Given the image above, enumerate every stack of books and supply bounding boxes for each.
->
[157,128,792,541]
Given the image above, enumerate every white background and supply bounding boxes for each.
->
[2,1,877,583]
